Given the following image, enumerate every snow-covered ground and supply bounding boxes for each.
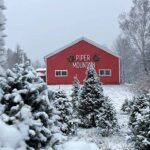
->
[49,84,135,150]
[48,84,134,112]
[0,120,26,150]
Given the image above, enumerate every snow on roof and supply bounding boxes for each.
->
[37,72,46,77]
[44,37,120,60]
[36,68,46,72]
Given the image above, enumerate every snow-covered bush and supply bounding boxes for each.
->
[0,63,63,150]
[78,64,118,136]
[121,99,133,113]
[53,90,76,135]
[129,94,150,150]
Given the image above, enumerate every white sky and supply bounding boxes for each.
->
[5,0,132,62]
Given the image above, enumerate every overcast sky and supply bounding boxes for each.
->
[5,0,132,62]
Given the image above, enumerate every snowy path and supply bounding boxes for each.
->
[49,85,135,150]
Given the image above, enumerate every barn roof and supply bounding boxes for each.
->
[36,68,46,72]
[44,37,120,60]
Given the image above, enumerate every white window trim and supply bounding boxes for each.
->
[99,69,112,76]
[55,70,68,77]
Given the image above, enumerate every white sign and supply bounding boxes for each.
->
[72,55,95,69]
[73,62,95,69]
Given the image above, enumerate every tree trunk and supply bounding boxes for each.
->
[142,53,149,75]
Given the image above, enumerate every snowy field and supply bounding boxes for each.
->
[49,84,135,150]
[48,84,134,112]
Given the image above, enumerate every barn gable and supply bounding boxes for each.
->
[45,37,120,85]
[44,37,120,60]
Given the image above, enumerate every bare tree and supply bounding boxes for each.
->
[114,35,137,83]
[32,60,45,69]
[119,0,150,75]
[6,46,30,69]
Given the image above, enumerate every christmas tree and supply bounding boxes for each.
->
[53,90,76,135]
[129,94,150,150]
[78,64,118,135]
[71,76,80,115]
[121,98,133,113]
[0,63,63,150]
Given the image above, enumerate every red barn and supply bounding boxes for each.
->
[44,37,120,85]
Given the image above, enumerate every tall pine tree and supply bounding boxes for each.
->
[78,64,103,127]
[53,90,75,135]
[78,64,118,136]
[129,94,150,150]
[0,0,6,76]
[71,76,80,115]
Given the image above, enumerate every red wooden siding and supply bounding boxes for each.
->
[45,39,120,85]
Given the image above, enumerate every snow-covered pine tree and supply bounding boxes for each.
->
[0,0,6,76]
[53,90,75,135]
[78,64,118,135]
[0,63,63,150]
[71,76,80,114]
[129,94,150,150]
[95,97,118,136]
[121,98,133,113]
[78,64,103,127]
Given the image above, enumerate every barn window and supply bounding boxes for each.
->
[55,70,68,77]
[99,69,111,76]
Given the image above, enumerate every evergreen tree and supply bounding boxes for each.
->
[129,94,150,150]
[78,64,118,135]
[0,63,63,150]
[95,97,118,136]
[53,90,75,135]
[78,64,103,127]
[71,76,80,114]
[121,99,133,114]
[0,0,6,75]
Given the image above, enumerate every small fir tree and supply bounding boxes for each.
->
[95,97,118,136]
[78,64,103,127]
[78,64,118,135]
[0,63,63,150]
[129,94,150,150]
[121,98,133,113]
[53,90,75,135]
[71,76,80,114]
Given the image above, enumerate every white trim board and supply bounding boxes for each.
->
[44,37,120,60]
[55,70,68,77]
[99,69,112,76]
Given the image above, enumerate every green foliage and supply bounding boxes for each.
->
[0,63,61,150]
[78,64,118,136]
[71,76,80,114]
[129,94,150,150]
[54,90,75,135]
[121,99,133,113]
[95,97,118,136]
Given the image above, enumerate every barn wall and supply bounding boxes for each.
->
[46,40,120,85]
